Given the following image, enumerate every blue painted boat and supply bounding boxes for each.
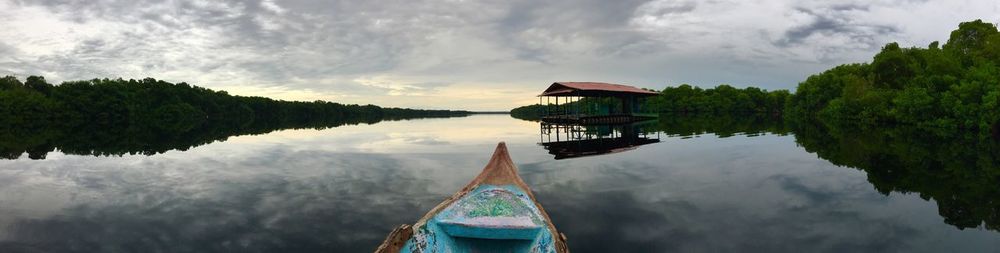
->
[376,142,569,253]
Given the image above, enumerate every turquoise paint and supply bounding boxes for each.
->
[439,222,542,240]
[401,184,558,253]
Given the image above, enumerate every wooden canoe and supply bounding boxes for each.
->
[375,142,569,253]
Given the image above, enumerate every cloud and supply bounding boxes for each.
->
[0,41,14,55]
[776,8,899,48]
[1,0,998,110]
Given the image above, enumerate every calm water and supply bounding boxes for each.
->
[1,115,998,252]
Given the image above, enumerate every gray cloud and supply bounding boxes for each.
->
[0,41,15,55]
[494,0,656,61]
[776,7,900,49]
[1,0,998,109]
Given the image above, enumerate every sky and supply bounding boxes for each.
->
[1,0,998,110]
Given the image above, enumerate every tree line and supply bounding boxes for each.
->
[511,84,790,120]
[648,84,789,114]
[510,104,546,121]
[0,76,469,159]
[0,76,468,129]
[786,19,1000,136]
[508,20,1000,233]
[514,20,1000,137]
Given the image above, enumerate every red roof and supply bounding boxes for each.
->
[540,82,659,96]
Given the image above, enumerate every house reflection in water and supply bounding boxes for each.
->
[538,121,661,160]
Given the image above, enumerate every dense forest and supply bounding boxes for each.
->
[514,20,1000,138]
[0,76,469,159]
[510,85,789,121]
[510,19,1000,234]
[783,19,1000,231]
[786,19,1000,136]
[510,104,546,121]
[0,76,468,129]
[648,84,789,114]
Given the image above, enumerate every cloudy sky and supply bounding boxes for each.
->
[1,0,998,110]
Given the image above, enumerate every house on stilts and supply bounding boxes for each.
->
[538,82,659,124]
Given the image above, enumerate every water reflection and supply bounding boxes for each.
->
[0,115,466,160]
[652,114,1000,234]
[791,120,1000,232]
[539,121,660,159]
[0,153,449,252]
[0,116,543,253]
[0,115,998,252]
[654,114,790,137]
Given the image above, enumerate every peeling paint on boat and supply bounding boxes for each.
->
[401,185,557,253]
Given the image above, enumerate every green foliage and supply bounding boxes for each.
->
[510,84,790,120]
[509,104,545,121]
[872,43,916,89]
[891,87,934,124]
[0,76,63,126]
[944,19,1000,63]
[785,63,870,119]
[0,76,23,90]
[0,76,470,159]
[786,19,1000,137]
[24,76,53,95]
[649,84,789,114]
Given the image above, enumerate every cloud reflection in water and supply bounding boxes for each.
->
[1,115,999,252]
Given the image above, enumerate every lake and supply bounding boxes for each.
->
[1,114,998,252]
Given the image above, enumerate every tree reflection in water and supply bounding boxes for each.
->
[0,115,466,160]
[790,119,1000,232]
[1,114,998,252]
[537,113,1000,233]
[651,114,1000,232]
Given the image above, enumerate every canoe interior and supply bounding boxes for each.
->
[437,186,545,240]
[376,142,568,253]
[401,184,558,252]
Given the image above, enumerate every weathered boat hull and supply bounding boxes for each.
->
[376,142,568,253]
